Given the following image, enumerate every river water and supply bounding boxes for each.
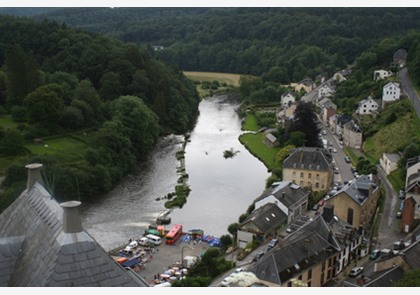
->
[80,94,270,250]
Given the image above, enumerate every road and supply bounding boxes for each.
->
[398,67,420,119]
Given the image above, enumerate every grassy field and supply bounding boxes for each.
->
[241,112,259,132]
[363,111,420,163]
[0,115,19,130]
[183,71,242,87]
[25,136,87,163]
[239,132,280,171]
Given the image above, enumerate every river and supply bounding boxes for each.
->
[80,94,270,250]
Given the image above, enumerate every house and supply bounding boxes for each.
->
[382,81,401,108]
[236,203,287,249]
[332,71,347,83]
[253,181,309,225]
[318,97,337,125]
[373,69,393,81]
[325,174,380,232]
[264,133,279,147]
[406,156,420,187]
[400,193,420,233]
[317,83,335,99]
[342,120,363,149]
[334,114,352,138]
[379,153,401,175]
[356,96,379,115]
[247,213,362,287]
[392,48,408,68]
[282,147,334,192]
[277,103,296,129]
[281,92,296,108]
[0,163,149,287]
[294,78,316,93]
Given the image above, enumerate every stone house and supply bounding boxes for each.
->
[343,120,363,149]
[392,48,408,68]
[282,147,334,192]
[379,152,401,175]
[247,213,362,287]
[294,78,316,93]
[325,174,380,232]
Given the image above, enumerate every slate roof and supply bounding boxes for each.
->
[393,48,408,60]
[400,239,420,270]
[343,120,362,133]
[254,181,309,210]
[240,203,287,234]
[406,156,420,169]
[0,181,148,287]
[248,215,341,285]
[331,175,378,206]
[283,147,333,172]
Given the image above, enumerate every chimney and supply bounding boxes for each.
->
[322,204,334,222]
[61,201,83,233]
[25,163,44,190]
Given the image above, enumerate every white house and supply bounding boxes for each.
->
[382,81,401,107]
[379,153,401,175]
[317,83,335,99]
[373,69,393,81]
[356,96,379,115]
[280,92,296,108]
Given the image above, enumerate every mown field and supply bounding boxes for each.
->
[183,71,241,87]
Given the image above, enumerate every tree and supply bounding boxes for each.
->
[289,101,320,147]
[24,84,65,132]
[288,131,307,147]
[276,144,296,164]
[111,95,160,157]
[0,129,25,156]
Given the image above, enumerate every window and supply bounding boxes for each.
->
[287,281,292,287]
[316,174,320,180]
[308,173,312,179]
[315,183,319,189]
[308,269,312,280]
[292,172,296,178]
[300,172,304,178]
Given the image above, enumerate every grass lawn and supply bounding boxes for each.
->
[25,136,88,163]
[241,112,259,132]
[0,115,19,130]
[239,132,280,171]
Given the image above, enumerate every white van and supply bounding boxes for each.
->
[138,237,150,246]
[146,234,162,246]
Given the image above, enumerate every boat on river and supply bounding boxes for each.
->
[156,209,171,225]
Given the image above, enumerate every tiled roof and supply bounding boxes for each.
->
[254,181,309,209]
[240,203,287,234]
[332,175,378,206]
[283,147,333,172]
[0,182,148,287]
[248,215,341,285]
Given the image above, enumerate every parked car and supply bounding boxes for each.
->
[252,251,264,261]
[332,148,338,153]
[322,130,327,135]
[349,266,364,277]
[369,249,380,260]
[396,211,402,219]
[267,239,279,250]
[399,190,406,199]
[234,267,245,273]
[345,156,351,163]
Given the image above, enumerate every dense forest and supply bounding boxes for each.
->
[20,7,420,82]
[3,7,420,212]
[0,15,200,210]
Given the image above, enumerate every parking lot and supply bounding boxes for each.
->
[113,237,211,285]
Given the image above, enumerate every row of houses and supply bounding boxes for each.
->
[400,156,420,233]
[237,169,382,286]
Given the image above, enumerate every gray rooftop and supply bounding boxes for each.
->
[332,175,378,205]
[248,215,341,285]
[283,147,333,172]
[0,164,148,287]
[240,203,287,234]
[254,181,309,210]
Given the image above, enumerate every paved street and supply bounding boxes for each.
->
[398,67,420,119]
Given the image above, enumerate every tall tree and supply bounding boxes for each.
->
[289,101,320,147]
